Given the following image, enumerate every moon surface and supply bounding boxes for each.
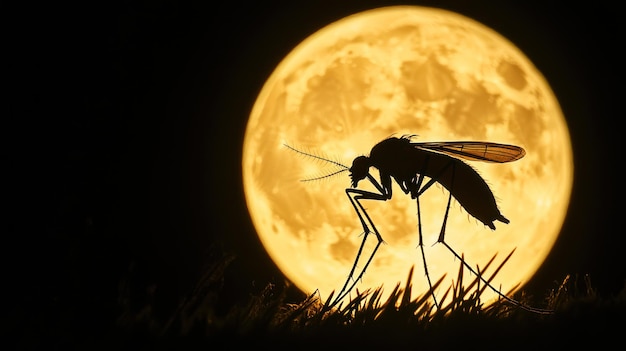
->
[242,6,572,305]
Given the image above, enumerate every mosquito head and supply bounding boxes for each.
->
[349,156,371,188]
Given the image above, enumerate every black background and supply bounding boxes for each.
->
[6,0,623,341]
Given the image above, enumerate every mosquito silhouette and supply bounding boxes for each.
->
[286,134,553,314]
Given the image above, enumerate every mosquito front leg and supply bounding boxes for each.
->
[330,186,388,307]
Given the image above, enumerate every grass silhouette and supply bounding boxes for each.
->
[113,247,625,350]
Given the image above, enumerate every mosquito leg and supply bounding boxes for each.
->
[440,242,552,314]
[416,194,439,309]
[429,163,552,314]
[330,188,387,307]
[411,155,448,309]
[425,160,454,243]
[332,239,383,307]
[331,220,378,307]
[437,193,452,243]
[345,188,387,243]
[415,160,453,198]
[437,183,454,243]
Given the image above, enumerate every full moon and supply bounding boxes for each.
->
[242,6,572,305]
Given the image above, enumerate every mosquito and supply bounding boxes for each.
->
[285,135,552,314]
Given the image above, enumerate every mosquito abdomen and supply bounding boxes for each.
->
[435,155,507,229]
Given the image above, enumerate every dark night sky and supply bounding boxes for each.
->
[6,0,623,339]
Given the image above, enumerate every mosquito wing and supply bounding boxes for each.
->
[412,141,526,163]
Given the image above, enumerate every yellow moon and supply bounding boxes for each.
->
[242,6,572,304]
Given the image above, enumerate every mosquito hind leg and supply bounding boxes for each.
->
[437,188,454,243]
[437,161,455,243]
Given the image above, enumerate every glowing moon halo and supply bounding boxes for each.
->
[242,6,573,304]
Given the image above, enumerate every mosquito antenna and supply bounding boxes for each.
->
[284,143,350,170]
[284,143,351,183]
[300,168,349,182]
